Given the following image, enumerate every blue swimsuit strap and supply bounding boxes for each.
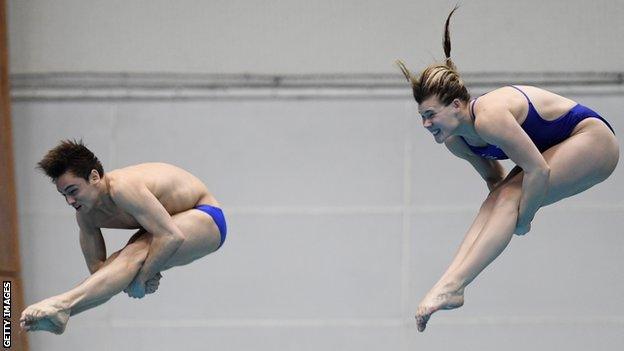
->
[470,97,477,120]
[474,86,532,118]
[464,98,487,150]
[508,85,532,105]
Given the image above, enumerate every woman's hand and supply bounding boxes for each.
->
[514,222,531,236]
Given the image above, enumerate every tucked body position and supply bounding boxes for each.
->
[397,7,619,332]
[20,140,227,334]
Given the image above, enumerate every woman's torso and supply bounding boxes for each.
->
[460,85,612,159]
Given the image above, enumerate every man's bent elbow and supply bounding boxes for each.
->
[160,232,185,251]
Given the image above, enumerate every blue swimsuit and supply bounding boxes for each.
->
[194,204,227,249]
[461,86,615,160]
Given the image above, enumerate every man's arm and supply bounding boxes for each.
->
[108,178,184,295]
[77,215,106,274]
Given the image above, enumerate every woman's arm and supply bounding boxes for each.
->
[444,136,506,191]
[474,104,550,229]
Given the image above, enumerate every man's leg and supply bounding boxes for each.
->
[20,208,222,334]
[20,234,151,334]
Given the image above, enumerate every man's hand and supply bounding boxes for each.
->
[124,272,162,298]
[145,272,162,294]
[125,276,147,299]
[109,181,185,285]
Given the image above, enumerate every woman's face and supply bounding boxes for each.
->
[417,95,461,144]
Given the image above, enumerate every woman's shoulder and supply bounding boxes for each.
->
[474,86,527,107]
[473,85,544,125]
[470,88,527,141]
[477,85,574,106]
[472,88,517,121]
[476,85,576,122]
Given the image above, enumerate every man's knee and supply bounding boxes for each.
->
[118,235,150,270]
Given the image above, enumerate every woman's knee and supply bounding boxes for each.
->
[481,190,499,211]
[490,180,522,207]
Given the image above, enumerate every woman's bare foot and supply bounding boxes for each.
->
[415,283,465,332]
[20,297,71,334]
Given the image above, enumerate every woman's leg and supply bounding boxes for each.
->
[416,180,522,331]
[434,194,497,285]
[435,167,523,287]
[416,119,619,331]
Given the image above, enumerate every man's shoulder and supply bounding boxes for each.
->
[76,210,97,230]
[109,162,181,179]
[104,171,145,206]
[106,163,161,186]
[106,174,139,197]
[107,162,197,201]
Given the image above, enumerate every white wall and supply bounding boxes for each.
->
[8,1,624,350]
[12,92,624,351]
[9,0,624,74]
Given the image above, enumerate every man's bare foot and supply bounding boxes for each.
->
[20,297,71,334]
[415,284,464,332]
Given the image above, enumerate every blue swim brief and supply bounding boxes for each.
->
[194,204,227,249]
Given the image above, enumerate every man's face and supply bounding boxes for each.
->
[55,171,100,212]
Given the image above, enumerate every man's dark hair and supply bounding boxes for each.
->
[37,139,104,181]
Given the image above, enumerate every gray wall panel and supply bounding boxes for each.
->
[13,92,623,350]
[104,213,403,320]
[110,100,406,207]
[9,0,624,74]
[11,102,116,214]
[410,208,624,321]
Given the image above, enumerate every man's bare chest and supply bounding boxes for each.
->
[89,207,141,229]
